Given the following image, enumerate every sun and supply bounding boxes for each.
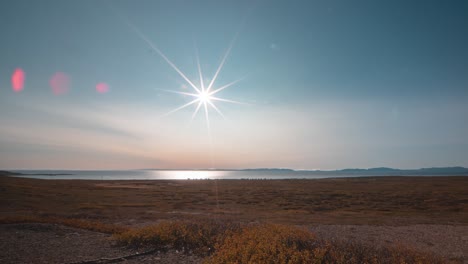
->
[119,16,244,127]
[156,43,245,127]
[198,91,211,103]
[160,73,244,127]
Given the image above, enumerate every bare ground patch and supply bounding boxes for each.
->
[309,224,468,263]
[0,223,202,264]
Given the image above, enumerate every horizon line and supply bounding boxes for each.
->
[4,166,468,172]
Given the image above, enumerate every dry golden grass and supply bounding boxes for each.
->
[1,173,467,226]
[209,223,444,264]
[115,219,240,255]
[208,224,323,264]
[1,172,462,263]
[113,221,444,264]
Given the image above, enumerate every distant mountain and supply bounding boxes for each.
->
[0,170,22,175]
[3,167,468,178]
[239,167,468,176]
[240,168,295,172]
[1,170,74,176]
[140,167,468,176]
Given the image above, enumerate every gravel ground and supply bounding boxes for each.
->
[1,223,467,263]
[0,223,203,264]
[309,224,468,263]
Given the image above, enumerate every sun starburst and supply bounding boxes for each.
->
[159,75,244,125]
[118,13,245,131]
[157,49,245,129]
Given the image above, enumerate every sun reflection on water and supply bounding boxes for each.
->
[154,170,231,180]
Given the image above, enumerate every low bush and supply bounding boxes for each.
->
[114,219,240,255]
[206,224,443,264]
[1,216,444,263]
[207,223,324,264]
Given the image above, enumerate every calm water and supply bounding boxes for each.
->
[10,170,362,180]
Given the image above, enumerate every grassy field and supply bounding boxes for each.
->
[1,172,467,226]
[2,172,467,263]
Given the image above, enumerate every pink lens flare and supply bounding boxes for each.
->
[49,72,70,95]
[96,82,110,93]
[11,68,25,92]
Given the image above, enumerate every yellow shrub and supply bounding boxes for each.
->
[206,224,443,264]
[207,224,323,264]
[114,220,240,255]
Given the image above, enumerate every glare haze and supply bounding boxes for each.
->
[0,0,467,170]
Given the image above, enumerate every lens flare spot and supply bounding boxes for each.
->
[49,72,70,95]
[96,82,109,93]
[11,68,25,92]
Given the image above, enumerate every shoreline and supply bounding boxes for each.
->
[2,170,468,181]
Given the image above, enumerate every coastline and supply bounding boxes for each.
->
[3,169,468,181]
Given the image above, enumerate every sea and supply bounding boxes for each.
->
[10,170,368,180]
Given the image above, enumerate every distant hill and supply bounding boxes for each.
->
[0,170,21,175]
[239,167,468,176]
[240,168,295,172]
[7,167,465,177]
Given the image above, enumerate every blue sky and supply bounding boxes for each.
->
[0,0,467,169]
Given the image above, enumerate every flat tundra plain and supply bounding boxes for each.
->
[1,173,467,262]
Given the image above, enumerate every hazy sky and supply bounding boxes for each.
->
[1,0,467,170]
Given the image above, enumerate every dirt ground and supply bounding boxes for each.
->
[0,223,203,264]
[309,224,468,263]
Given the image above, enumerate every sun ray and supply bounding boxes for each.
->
[208,77,245,96]
[210,97,246,105]
[122,19,201,94]
[195,43,205,92]
[108,2,251,175]
[155,88,199,97]
[191,101,203,123]
[204,102,210,130]
[206,32,239,92]
[161,98,200,117]
[116,13,246,125]
[207,100,226,120]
